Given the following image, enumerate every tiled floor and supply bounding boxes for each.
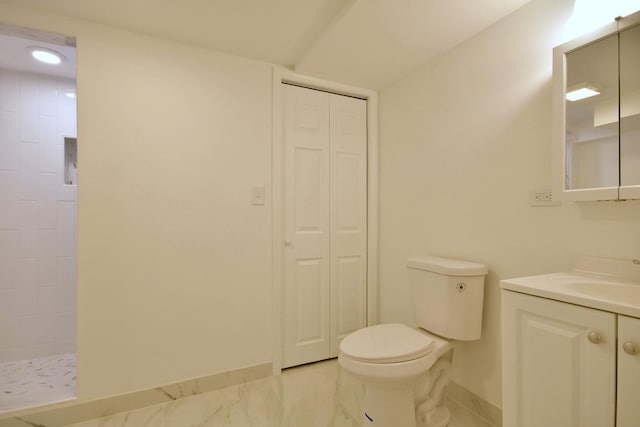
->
[0,353,76,413]
[59,360,494,427]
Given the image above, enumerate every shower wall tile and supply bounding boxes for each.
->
[0,172,18,230]
[0,71,19,112]
[19,230,38,259]
[39,200,57,230]
[0,112,19,171]
[39,79,59,117]
[37,229,58,258]
[0,68,77,363]
[56,81,76,139]
[19,75,39,115]
[18,201,37,230]
[0,230,18,289]
[56,202,76,257]
[0,290,18,322]
[18,258,38,316]
[19,112,39,143]
[57,257,76,287]
[37,256,57,287]
[39,116,59,173]
[18,143,38,201]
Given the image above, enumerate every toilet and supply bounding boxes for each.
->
[338,256,488,427]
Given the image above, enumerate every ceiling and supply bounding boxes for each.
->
[0,31,76,79]
[0,0,533,89]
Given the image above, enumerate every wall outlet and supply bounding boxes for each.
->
[529,190,561,207]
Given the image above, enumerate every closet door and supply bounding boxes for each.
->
[329,94,367,355]
[282,84,331,368]
[281,84,367,368]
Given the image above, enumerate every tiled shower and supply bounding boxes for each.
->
[0,67,77,411]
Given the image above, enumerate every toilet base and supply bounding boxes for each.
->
[362,383,416,427]
[416,405,450,427]
[361,383,451,427]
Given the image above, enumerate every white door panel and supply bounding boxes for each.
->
[282,84,330,368]
[329,93,367,355]
[282,84,367,367]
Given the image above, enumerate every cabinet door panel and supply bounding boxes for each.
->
[617,315,640,427]
[502,291,616,427]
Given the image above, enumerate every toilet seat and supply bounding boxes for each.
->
[340,323,435,363]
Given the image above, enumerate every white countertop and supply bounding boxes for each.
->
[500,272,640,318]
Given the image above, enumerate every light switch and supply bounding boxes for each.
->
[252,186,266,206]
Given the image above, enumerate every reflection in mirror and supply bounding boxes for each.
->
[565,34,619,190]
[620,24,640,187]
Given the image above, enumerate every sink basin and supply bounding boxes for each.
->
[565,281,640,304]
[501,272,640,317]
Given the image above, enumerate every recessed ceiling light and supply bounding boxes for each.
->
[28,47,65,65]
[566,83,601,102]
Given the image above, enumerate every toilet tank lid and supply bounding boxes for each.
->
[407,256,488,276]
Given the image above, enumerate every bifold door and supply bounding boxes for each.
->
[282,84,367,368]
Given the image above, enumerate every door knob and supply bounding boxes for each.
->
[623,341,639,355]
[587,331,602,344]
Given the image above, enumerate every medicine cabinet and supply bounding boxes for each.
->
[552,11,640,201]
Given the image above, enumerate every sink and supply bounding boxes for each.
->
[500,271,640,317]
[564,281,640,304]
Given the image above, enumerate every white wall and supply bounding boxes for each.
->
[378,0,640,407]
[0,68,77,362]
[0,4,273,401]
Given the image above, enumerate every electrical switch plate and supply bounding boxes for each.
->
[252,186,266,206]
[529,190,561,207]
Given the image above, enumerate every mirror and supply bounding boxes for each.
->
[620,24,640,188]
[565,34,618,190]
[553,11,640,201]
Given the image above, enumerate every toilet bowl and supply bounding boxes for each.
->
[338,256,488,427]
[339,324,452,427]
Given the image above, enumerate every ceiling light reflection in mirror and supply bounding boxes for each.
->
[563,0,640,42]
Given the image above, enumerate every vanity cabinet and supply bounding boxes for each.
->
[502,291,616,427]
[503,291,640,427]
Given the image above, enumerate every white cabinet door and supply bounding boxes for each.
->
[502,291,616,427]
[282,85,367,368]
[617,315,640,427]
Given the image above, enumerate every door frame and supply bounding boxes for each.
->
[271,67,378,374]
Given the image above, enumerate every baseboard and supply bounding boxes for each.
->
[446,381,502,427]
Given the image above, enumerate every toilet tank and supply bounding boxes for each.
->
[407,256,488,341]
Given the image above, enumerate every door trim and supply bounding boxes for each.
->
[271,67,378,374]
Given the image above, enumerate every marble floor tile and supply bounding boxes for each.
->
[164,389,228,427]
[0,353,76,413]
[61,359,494,427]
[69,405,163,427]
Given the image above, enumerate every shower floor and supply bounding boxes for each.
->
[0,353,76,413]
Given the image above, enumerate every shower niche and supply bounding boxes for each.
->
[64,137,78,185]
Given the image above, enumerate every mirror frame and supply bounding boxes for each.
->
[552,11,640,202]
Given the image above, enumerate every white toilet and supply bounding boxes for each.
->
[338,256,488,427]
